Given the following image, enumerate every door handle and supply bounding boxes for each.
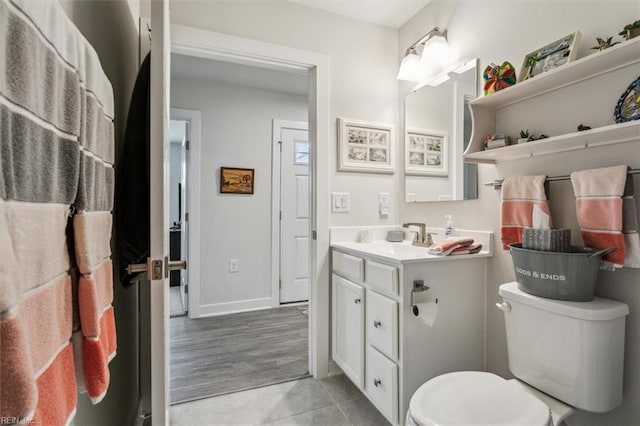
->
[354,298,361,304]
[373,320,381,328]
[127,258,164,280]
[165,257,187,278]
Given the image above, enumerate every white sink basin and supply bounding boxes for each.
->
[330,228,493,264]
[331,240,438,262]
[358,241,432,257]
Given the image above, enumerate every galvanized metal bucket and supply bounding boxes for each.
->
[509,243,616,302]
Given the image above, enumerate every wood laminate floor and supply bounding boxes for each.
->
[170,305,309,404]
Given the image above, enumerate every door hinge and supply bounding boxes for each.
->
[186,139,190,150]
[185,212,189,222]
[185,284,188,294]
[279,279,282,289]
[278,141,282,152]
[312,230,317,240]
[279,211,282,221]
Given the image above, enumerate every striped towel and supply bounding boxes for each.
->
[500,175,552,250]
[428,237,475,255]
[571,165,640,269]
[0,0,115,421]
[72,8,117,404]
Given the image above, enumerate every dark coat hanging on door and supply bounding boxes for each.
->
[115,53,150,287]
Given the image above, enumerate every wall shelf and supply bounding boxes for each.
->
[464,120,640,164]
[464,37,640,164]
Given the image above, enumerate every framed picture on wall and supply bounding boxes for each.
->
[518,31,581,82]
[337,118,394,174]
[220,167,255,194]
[405,128,448,176]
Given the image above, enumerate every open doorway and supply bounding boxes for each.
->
[168,53,312,404]
[168,118,188,317]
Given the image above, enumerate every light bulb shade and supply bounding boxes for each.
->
[421,34,451,65]
[396,51,421,81]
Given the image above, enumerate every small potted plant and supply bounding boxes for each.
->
[591,36,619,51]
[518,130,530,144]
[619,20,640,40]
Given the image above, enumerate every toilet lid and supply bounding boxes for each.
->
[409,372,551,426]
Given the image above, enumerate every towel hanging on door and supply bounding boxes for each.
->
[0,0,116,422]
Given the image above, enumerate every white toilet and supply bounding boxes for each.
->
[406,281,630,426]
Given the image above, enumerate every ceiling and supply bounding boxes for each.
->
[293,0,430,29]
[171,53,309,96]
[170,2,432,106]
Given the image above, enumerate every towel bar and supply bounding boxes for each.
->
[485,168,640,190]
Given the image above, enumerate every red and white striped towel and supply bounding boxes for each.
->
[500,175,552,250]
[571,165,640,269]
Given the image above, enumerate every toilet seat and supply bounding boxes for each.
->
[408,371,551,426]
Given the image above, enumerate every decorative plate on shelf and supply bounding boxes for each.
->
[614,76,640,123]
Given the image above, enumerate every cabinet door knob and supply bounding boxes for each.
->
[373,378,382,387]
[354,298,361,304]
[373,320,381,328]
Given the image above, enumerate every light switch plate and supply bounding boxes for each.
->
[379,192,390,217]
[332,192,350,213]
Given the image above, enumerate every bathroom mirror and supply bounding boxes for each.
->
[404,59,478,202]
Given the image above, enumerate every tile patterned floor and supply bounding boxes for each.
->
[170,375,391,426]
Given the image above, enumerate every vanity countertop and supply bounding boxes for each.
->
[331,239,492,265]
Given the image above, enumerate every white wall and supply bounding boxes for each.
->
[171,77,307,314]
[60,1,142,425]
[400,2,640,425]
[170,1,399,226]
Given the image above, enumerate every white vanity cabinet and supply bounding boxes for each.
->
[332,273,365,388]
[331,246,488,425]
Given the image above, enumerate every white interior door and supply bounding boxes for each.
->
[279,123,310,303]
[150,0,170,423]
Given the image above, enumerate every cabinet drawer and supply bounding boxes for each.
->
[365,260,398,296]
[333,251,364,283]
[366,290,398,361]
[366,346,398,424]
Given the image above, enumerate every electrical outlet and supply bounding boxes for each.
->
[229,259,239,273]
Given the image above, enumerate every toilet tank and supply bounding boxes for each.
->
[499,282,629,413]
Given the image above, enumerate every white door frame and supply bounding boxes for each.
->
[150,1,170,423]
[271,120,309,307]
[170,108,202,319]
[170,24,330,379]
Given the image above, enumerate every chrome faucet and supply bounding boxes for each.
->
[402,223,433,247]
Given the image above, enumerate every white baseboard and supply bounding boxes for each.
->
[198,297,273,317]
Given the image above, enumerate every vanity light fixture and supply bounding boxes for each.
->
[397,27,451,82]
[396,47,422,81]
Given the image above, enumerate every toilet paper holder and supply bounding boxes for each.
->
[412,280,438,315]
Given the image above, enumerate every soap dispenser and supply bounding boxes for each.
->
[444,215,455,237]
